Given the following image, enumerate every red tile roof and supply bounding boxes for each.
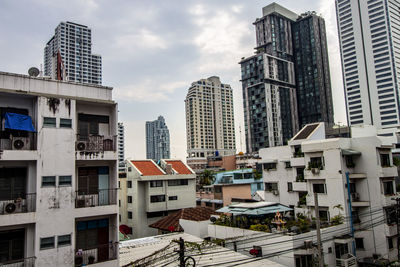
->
[149,207,217,232]
[165,160,193,175]
[131,160,164,176]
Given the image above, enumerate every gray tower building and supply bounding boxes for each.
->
[240,3,334,153]
[44,21,102,85]
[146,116,170,162]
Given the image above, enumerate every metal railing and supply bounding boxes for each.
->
[0,256,36,267]
[75,189,118,208]
[76,134,117,152]
[0,132,36,151]
[75,242,118,266]
[336,254,357,267]
[0,193,36,215]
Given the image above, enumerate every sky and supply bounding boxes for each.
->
[0,0,346,161]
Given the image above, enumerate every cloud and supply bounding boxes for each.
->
[113,29,168,55]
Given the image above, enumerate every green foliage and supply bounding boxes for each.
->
[214,214,232,227]
[331,214,344,226]
[393,157,400,167]
[199,169,215,187]
[253,169,262,180]
[307,161,323,170]
[249,224,269,232]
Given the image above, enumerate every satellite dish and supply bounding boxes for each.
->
[28,67,40,77]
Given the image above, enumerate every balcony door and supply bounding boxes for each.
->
[0,168,26,201]
[0,229,24,264]
[78,167,98,196]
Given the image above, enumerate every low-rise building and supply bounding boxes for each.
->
[260,122,399,264]
[120,159,196,238]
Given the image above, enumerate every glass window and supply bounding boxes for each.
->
[127,181,132,188]
[127,196,132,203]
[60,118,72,128]
[42,176,56,187]
[128,212,132,219]
[168,179,188,186]
[43,117,56,128]
[40,237,55,250]
[380,154,391,167]
[355,238,364,249]
[59,175,72,186]
[168,196,178,201]
[150,181,163,187]
[150,195,165,203]
[287,182,293,192]
[57,234,71,247]
[383,181,394,195]
[313,183,326,194]
[265,182,278,192]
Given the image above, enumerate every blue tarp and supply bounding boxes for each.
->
[4,112,36,132]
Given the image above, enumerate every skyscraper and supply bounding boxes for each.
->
[335,0,400,130]
[44,21,102,85]
[146,116,170,161]
[118,122,125,172]
[240,3,334,153]
[185,76,236,161]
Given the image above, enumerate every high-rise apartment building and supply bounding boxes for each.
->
[44,21,102,85]
[0,71,118,266]
[146,116,170,162]
[118,122,125,172]
[335,0,400,130]
[185,76,236,170]
[240,3,334,153]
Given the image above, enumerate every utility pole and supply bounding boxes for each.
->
[314,192,324,267]
[396,197,400,261]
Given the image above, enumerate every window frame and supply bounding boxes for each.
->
[60,118,72,128]
[42,176,56,187]
[57,234,71,247]
[59,175,72,186]
[43,117,56,128]
[40,236,55,250]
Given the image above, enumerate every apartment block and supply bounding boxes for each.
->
[260,122,398,264]
[44,21,102,85]
[146,116,170,162]
[120,159,196,238]
[0,71,118,266]
[118,122,125,172]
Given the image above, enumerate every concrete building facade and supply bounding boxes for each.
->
[260,123,398,264]
[335,0,400,129]
[44,21,102,85]
[145,116,170,162]
[0,71,118,266]
[118,122,125,173]
[185,76,236,169]
[120,159,196,238]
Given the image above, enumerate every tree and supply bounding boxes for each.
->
[199,169,215,187]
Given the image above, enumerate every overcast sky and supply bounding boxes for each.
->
[0,0,346,161]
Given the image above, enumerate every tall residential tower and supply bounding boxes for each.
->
[185,77,236,170]
[146,116,170,162]
[335,0,400,131]
[118,122,125,172]
[44,21,102,85]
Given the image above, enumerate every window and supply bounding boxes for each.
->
[383,181,394,195]
[150,195,166,203]
[147,211,168,218]
[319,210,329,222]
[287,182,293,192]
[127,196,132,203]
[0,168,26,201]
[285,162,292,168]
[119,200,121,207]
[169,196,178,201]
[150,181,163,187]
[43,117,56,128]
[214,186,222,193]
[76,219,108,250]
[57,234,71,247]
[42,176,56,187]
[388,237,394,249]
[127,181,132,188]
[380,154,391,167]
[263,163,277,170]
[128,212,132,219]
[168,179,188,186]
[0,229,24,262]
[60,118,72,128]
[205,202,212,207]
[265,182,278,192]
[313,183,326,194]
[355,238,364,249]
[59,175,72,186]
[40,237,55,250]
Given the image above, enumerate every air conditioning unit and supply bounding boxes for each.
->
[311,168,320,174]
[76,141,87,151]
[351,192,359,201]
[2,201,23,214]
[12,137,30,150]
[304,240,313,249]
[272,190,279,196]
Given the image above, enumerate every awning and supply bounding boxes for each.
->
[342,149,361,156]
[4,112,36,132]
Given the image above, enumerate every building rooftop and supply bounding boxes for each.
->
[149,207,217,232]
[165,160,193,174]
[293,123,320,140]
[131,160,165,176]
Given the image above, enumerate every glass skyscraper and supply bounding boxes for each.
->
[146,116,170,162]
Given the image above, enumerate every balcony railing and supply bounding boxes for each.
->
[0,132,36,151]
[76,134,117,152]
[75,242,118,266]
[336,254,357,267]
[0,193,36,215]
[75,189,118,208]
[0,256,36,267]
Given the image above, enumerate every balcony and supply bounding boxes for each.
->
[385,223,397,236]
[75,242,118,266]
[293,182,307,192]
[378,166,397,177]
[336,254,357,267]
[350,192,369,207]
[0,193,36,215]
[75,134,117,160]
[0,133,37,160]
[0,256,36,267]
[290,157,305,167]
[75,189,118,208]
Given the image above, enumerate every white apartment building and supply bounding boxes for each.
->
[118,122,125,173]
[44,21,102,85]
[336,0,400,131]
[185,76,236,170]
[120,159,196,238]
[260,122,398,264]
[0,71,118,266]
